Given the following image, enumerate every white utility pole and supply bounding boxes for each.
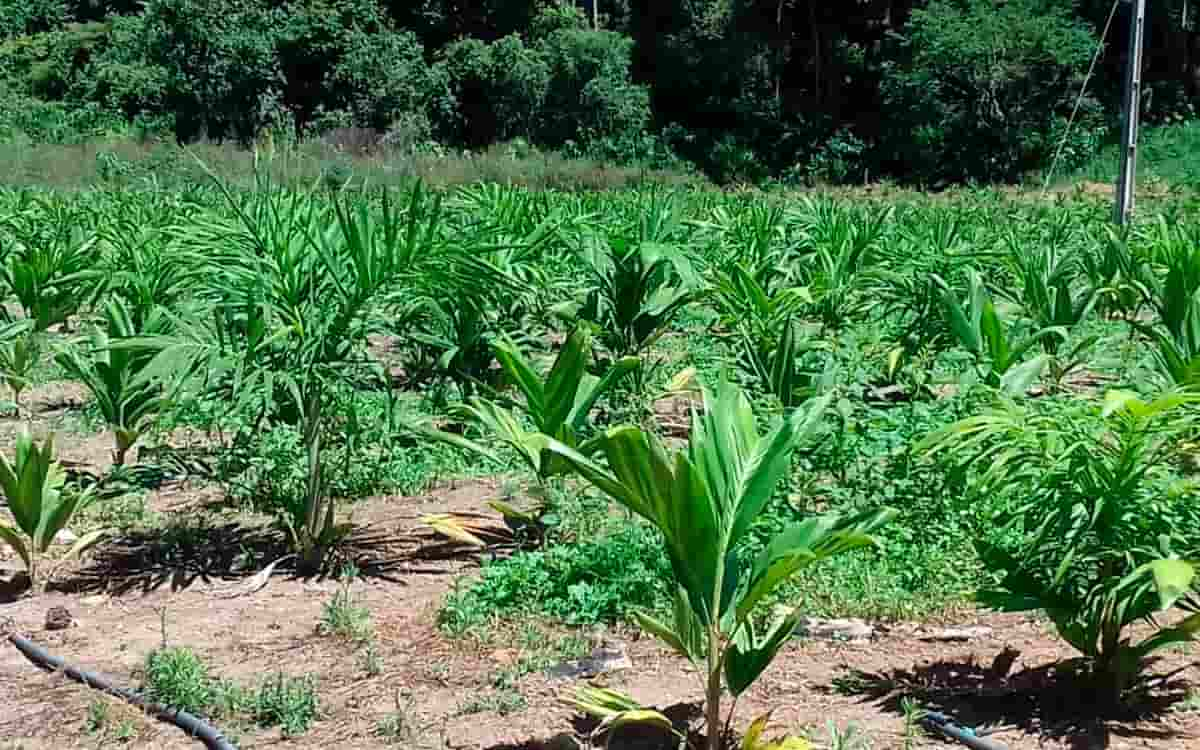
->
[1114,0,1147,225]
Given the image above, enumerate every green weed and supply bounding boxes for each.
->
[143,647,213,715]
[252,673,319,737]
[318,585,373,643]
[456,688,527,717]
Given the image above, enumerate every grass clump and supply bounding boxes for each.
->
[252,673,319,737]
[143,647,213,715]
[85,698,138,741]
[317,582,373,643]
[141,646,317,736]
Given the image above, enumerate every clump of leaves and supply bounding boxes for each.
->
[55,298,172,466]
[549,382,894,750]
[144,647,213,715]
[439,523,670,633]
[0,430,100,593]
[252,673,319,737]
[921,390,1200,705]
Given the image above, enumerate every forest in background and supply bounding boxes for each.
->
[1,0,1198,185]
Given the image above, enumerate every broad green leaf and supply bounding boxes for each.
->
[633,610,690,659]
[541,326,590,433]
[998,354,1048,396]
[595,709,675,740]
[493,336,547,420]
[1144,559,1197,610]
[0,523,30,570]
[725,610,800,696]
[729,393,831,546]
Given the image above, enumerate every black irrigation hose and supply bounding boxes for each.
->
[7,633,238,750]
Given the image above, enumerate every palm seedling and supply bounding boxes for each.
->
[998,229,1099,385]
[431,325,639,481]
[174,171,471,571]
[920,390,1200,705]
[420,327,638,546]
[937,270,1064,395]
[793,198,891,332]
[575,232,702,360]
[1,197,104,332]
[101,216,192,330]
[55,298,172,466]
[0,319,40,410]
[0,431,100,593]
[1083,226,1151,320]
[710,262,823,408]
[397,208,555,400]
[547,382,894,750]
[1128,224,1200,387]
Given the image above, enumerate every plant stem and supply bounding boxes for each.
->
[706,621,722,750]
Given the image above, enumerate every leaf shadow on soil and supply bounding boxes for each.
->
[53,520,479,596]
[829,649,1195,750]
[482,701,704,750]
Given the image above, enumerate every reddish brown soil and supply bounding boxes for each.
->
[0,381,1198,750]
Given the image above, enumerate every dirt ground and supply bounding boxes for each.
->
[0,384,1199,750]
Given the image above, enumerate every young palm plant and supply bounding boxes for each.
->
[710,263,822,407]
[56,298,172,466]
[998,230,1098,385]
[432,325,639,481]
[0,431,100,593]
[1,197,104,332]
[920,390,1200,706]
[0,319,40,410]
[1129,229,1200,388]
[172,170,476,571]
[575,232,701,360]
[547,383,894,750]
[793,198,891,332]
[937,270,1064,395]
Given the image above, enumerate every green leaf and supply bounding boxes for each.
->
[594,709,675,741]
[1144,559,1197,610]
[0,522,31,571]
[739,508,894,621]
[729,393,831,546]
[541,326,590,433]
[725,610,800,696]
[998,354,1048,395]
[632,610,690,659]
[493,336,546,420]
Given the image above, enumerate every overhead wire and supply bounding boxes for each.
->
[1040,0,1122,195]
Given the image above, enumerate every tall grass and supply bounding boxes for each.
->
[1063,120,1200,190]
[0,138,701,192]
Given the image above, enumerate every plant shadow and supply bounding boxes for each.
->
[58,518,470,595]
[829,649,1194,750]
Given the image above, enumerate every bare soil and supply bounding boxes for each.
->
[0,381,1198,750]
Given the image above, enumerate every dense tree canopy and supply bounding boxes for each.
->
[1,0,1197,183]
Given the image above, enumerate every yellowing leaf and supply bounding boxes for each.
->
[765,737,813,750]
[421,514,487,547]
[1148,559,1197,610]
[741,713,772,750]
[595,708,675,740]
